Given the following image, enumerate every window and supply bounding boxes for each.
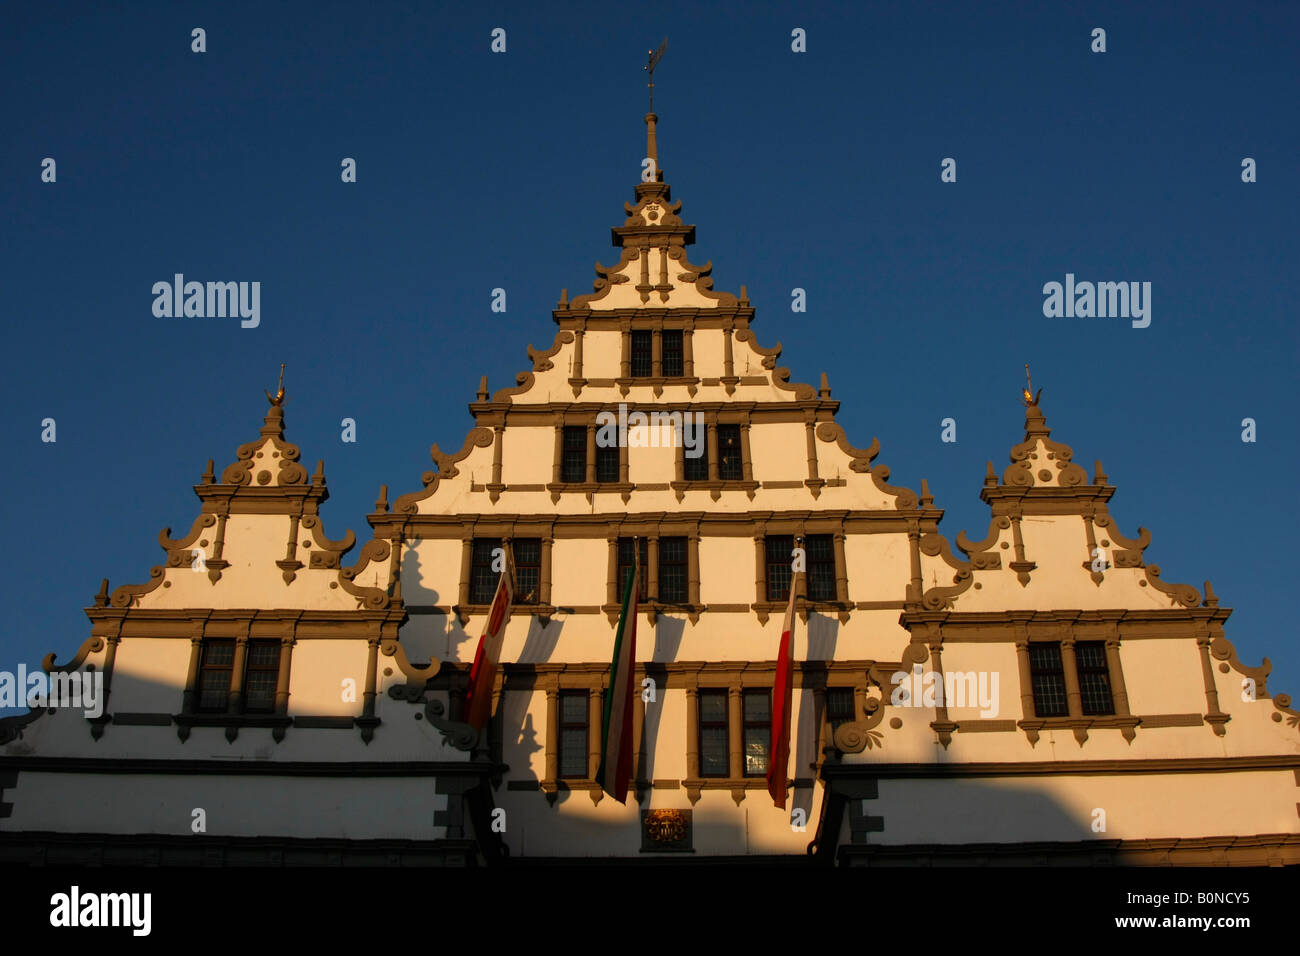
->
[558,691,589,778]
[242,641,280,713]
[1029,643,1069,718]
[196,640,234,713]
[561,426,586,483]
[683,426,709,481]
[1076,642,1115,715]
[743,690,771,777]
[512,538,541,604]
[195,639,280,715]
[661,330,684,377]
[595,434,619,482]
[469,537,502,604]
[826,688,855,731]
[806,534,837,601]
[765,535,794,602]
[698,690,728,777]
[630,330,653,377]
[658,536,688,603]
[616,537,649,602]
[717,424,743,480]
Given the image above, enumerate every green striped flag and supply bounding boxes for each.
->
[596,555,639,803]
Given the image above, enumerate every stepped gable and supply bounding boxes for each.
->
[7,386,421,747]
[85,390,396,617]
[915,392,1202,611]
[905,391,1300,737]
[386,112,920,517]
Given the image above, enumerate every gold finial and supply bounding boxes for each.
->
[1021,363,1041,407]
[267,363,286,406]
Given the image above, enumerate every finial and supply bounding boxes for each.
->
[1202,580,1219,608]
[739,284,750,307]
[312,459,325,485]
[818,372,831,399]
[984,461,998,487]
[94,578,109,608]
[558,288,569,309]
[477,375,489,402]
[200,459,215,485]
[1021,364,1041,407]
[375,484,390,514]
[1093,459,1108,484]
[919,478,933,507]
[267,363,286,407]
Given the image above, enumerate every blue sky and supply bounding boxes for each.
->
[2,1,1297,706]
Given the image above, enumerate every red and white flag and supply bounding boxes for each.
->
[463,555,514,732]
[767,573,799,808]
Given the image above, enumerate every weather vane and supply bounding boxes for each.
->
[267,363,286,406]
[644,37,667,112]
[1022,363,1041,407]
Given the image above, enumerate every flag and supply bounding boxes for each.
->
[596,554,639,803]
[767,572,799,808]
[463,552,514,731]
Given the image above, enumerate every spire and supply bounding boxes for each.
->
[645,112,660,177]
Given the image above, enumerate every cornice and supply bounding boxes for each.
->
[367,509,940,539]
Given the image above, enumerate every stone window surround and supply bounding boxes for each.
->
[829,612,1235,753]
[548,415,632,501]
[1008,629,1137,746]
[603,531,702,624]
[519,662,864,807]
[671,410,758,502]
[611,318,702,395]
[456,533,556,620]
[178,627,295,743]
[71,611,391,744]
[752,527,851,623]
[562,321,713,398]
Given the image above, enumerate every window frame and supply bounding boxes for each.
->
[661,329,685,377]
[1028,642,1070,718]
[511,538,542,605]
[629,329,653,378]
[657,536,689,604]
[764,535,795,602]
[594,436,620,483]
[468,537,503,605]
[557,689,590,780]
[195,639,235,714]
[616,537,649,602]
[560,425,587,483]
[717,424,743,481]
[1075,640,1116,716]
[805,534,837,602]
[682,425,709,481]
[742,688,772,778]
[240,639,281,714]
[825,686,856,732]
[697,689,729,778]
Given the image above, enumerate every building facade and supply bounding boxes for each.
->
[2,114,1298,865]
